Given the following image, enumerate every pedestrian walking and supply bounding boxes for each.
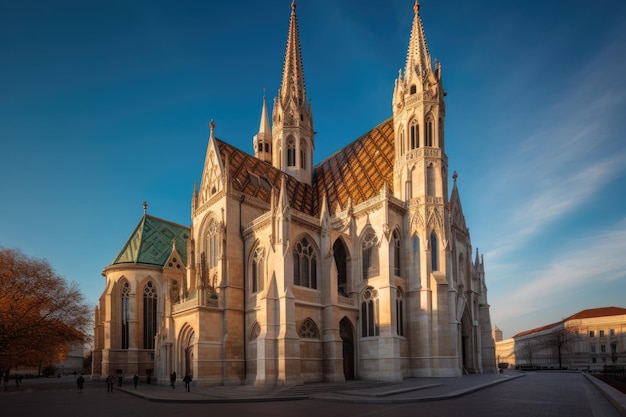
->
[133,374,139,388]
[183,374,192,392]
[76,374,85,392]
[170,372,176,389]
[117,374,123,387]
[106,374,114,392]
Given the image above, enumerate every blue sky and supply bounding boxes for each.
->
[1,0,625,339]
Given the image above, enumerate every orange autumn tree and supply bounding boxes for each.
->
[0,247,91,372]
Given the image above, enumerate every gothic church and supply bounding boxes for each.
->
[92,1,497,386]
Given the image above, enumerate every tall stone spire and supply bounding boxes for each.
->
[404,0,433,83]
[279,1,307,107]
[271,1,314,185]
[253,92,272,163]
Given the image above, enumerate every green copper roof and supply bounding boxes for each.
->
[111,215,190,267]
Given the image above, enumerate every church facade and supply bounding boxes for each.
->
[92,1,496,387]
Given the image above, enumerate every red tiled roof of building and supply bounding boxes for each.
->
[511,306,626,339]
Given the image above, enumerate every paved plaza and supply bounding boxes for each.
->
[3,371,626,416]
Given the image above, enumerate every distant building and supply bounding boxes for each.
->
[92,1,496,386]
[495,307,626,371]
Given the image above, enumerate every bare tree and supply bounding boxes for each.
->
[0,247,92,373]
[516,338,541,368]
[541,325,577,370]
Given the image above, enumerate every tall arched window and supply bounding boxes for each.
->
[252,246,264,293]
[206,220,219,269]
[410,120,419,149]
[438,117,443,148]
[426,117,434,147]
[396,288,404,336]
[430,232,439,272]
[413,235,421,279]
[294,237,317,289]
[143,281,157,349]
[333,239,349,296]
[121,281,130,349]
[300,140,307,169]
[287,137,296,167]
[427,163,436,196]
[361,288,379,337]
[362,230,379,280]
[399,130,405,155]
[392,229,401,277]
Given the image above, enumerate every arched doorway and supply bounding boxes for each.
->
[340,318,355,380]
[179,325,195,378]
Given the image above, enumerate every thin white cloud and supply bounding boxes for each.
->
[492,219,626,325]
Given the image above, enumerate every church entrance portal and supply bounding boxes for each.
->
[340,318,355,380]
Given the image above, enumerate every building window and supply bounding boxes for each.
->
[591,345,596,353]
[410,84,416,95]
[121,281,130,350]
[396,288,404,337]
[601,345,606,353]
[393,229,401,277]
[299,318,320,339]
[252,246,264,293]
[410,120,419,149]
[427,163,436,196]
[611,343,618,354]
[610,329,615,336]
[287,138,296,167]
[599,330,605,337]
[438,117,444,148]
[430,232,439,271]
[362,230,379,280]
[300,141,307,169]
[294,237,317,289]
[206,221,219,269]
[333,239,349,296]
[413,235,420,275]
[361,288,379,337]
[400,130,405,155]
[143,281,157,349]
[589,330,595,338]
[425,117,433,147]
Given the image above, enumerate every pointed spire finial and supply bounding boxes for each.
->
[453,171,458,182]
[414,0,420,13]
[291,0,296,11]
[143,200,148,214]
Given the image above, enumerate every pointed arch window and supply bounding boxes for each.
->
[413,235,421,278]
[361,288,379,337]
[425,117,434,147]
[427,163,436,196]
[294,237,317,289]
[438,117,444,148]
[121,281,130,349]
[300,140,307,169]
[143,281,157,349]
[333,239,349,296]
[396,288,404,336]
[400,130,405,155]
[252,246,264,293]
[393,229,402,277]
[287,137,296,167]
[299,318,320,339]
[430,232,439,272]
[410,120,419,149]
[206,220,219,269]
[362,230,379,280]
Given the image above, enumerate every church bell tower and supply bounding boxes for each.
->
[392,0,448,204]
[271,1,314,185]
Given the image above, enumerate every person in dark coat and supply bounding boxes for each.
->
[76,374,85,392]
[183,374,192,392]
[105,375,114,392]
[170,372,176,389]
[133,374,139,388]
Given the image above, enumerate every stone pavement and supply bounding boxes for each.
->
[116,371,626,413]
[117,372,524,404]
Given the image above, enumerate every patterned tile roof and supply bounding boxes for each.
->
[215,139,315,215]
[313,118,395,214]
[215,116,396,217]
[112,215,190,267]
